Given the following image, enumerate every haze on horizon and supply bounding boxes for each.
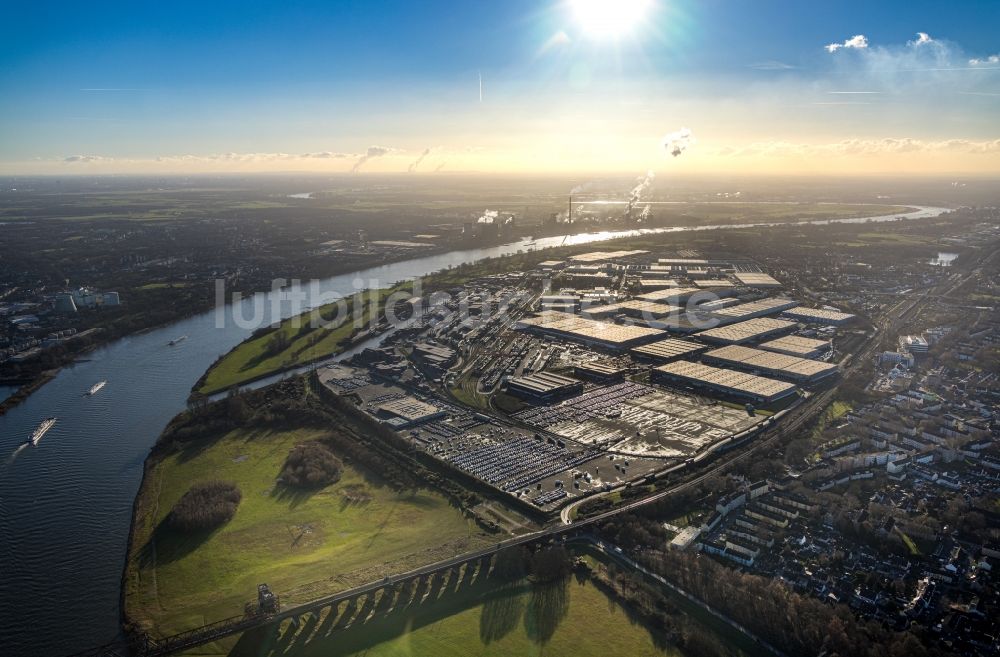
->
[1,0,998,177]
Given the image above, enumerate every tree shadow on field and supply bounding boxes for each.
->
[523,578,570,647]
[479,584,525,645]
[270,481,321,510]
[137,516,218,568]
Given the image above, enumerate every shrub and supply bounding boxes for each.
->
[168,480,241,533]
[280,440,343,488]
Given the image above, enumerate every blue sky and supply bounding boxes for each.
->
[1,0,998,174]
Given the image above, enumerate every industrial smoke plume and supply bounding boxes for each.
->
[477,209,500,224]
[407,148,432,172]
[630,170,655,204]
[663,127,695,157]
[351,145,394,173]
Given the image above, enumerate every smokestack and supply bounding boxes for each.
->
[568,196,573,224]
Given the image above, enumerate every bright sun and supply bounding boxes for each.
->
[569,0,653,39]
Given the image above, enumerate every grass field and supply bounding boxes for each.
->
[315,579,679,657]
[810,400,853,440]
[197,313,360,394]
[197,285,409,394]
[125,426,488,639]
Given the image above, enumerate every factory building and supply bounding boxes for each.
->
[693,297,742,312]
[574,361,627,382]
[637,313,711,334]
[655,258,735,274]
[636,286,707,305]
[652,360,798,404]
[733,272,782,288]
[376,397,447,429]
[640,265,686,279]
[637,278,681,290]
[506,371,584,402]
[759,335,831,359]
[516,312,665,350]
[781,306,855,325]
[411,342,457,376]
[694,317,797,345]
[630,337,709,363]
[588,299,680,320]
[694,279,734,289]
[569,250,648,263]
[709,297,799,323]
[702,344,838,384]
[539,294,580,313]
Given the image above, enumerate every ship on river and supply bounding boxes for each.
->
[28,417,57,446]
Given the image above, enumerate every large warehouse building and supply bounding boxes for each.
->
[734,272,782,288]
[652,360,798,403]
[587,299,681,320]
[631,337,709,363]
[506,371,584,402]
[694,317,797,344]
[709,297,799,323]
[759,335,832,359]
[782,306,856,325]
[638,278,680,289]
[702,345,838,384]
[636,286,708,305]
[516,312,664,350]
[376,397,447,429]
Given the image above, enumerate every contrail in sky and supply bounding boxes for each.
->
[478,71,483,103]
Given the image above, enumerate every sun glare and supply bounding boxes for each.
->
[569,0,654,39]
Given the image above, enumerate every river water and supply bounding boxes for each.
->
[0,384,17,403]
[0,205,946,655]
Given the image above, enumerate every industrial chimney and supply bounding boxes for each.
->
[568,196,572,224]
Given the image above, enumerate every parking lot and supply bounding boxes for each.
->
[515,381,762,459]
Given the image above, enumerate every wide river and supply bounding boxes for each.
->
[0,205,946,655]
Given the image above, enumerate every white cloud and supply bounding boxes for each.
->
[301,151,352,159]
[63,151,365,166]
[820,31,1000,94]
[64,155,110,162]
[969,55,1000,65]
[826,34,869,53]
[715,138,1000,158]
